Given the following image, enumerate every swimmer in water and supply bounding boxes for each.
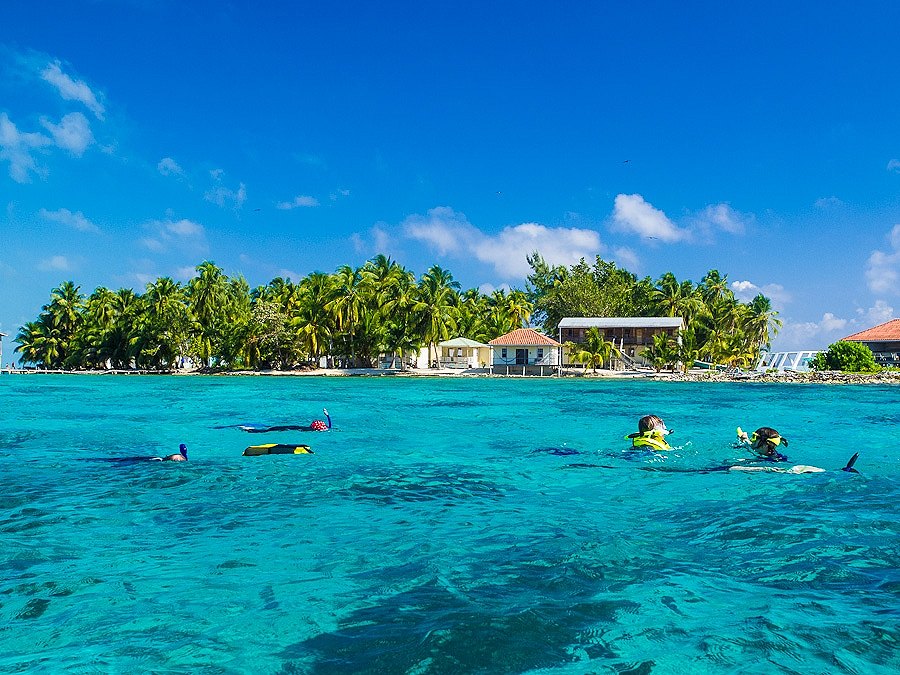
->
[151,444,188,462]
[625,414,674,451]
[240,408,332,433]
[736,426,788,462]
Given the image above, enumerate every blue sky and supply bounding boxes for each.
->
[2,1,900,359]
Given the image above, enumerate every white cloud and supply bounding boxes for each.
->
[351,225,394,256]
[158,157,185,177]
[610,193,687,242]
[610,194,753,244]
[815,196,844,208]
[277,269,304,283]
[138,237,165,252]
[775,301,895,351]
[401,206,603,279]
[0,113,52,182]
[865,224,900,295]
[404,206,472,255]
[210,168,224,180]
[40,61,105,120]
[165,219,203,236]
[730,279,791,309]
[173,266,196,281]
[857,299,895,325]
[330,189,351,201]
[276,195,319,209]
[139,218,206,252]
[887,159,900,173]
[613,246,640,271]
[38,255,72,272]
[41,112,94,156]
[692,203,751,235]
[39,207,99,233]
[477,282,512,295]
[205,181,247,209]
[475,222,602,277]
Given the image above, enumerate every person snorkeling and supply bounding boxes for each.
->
[736,426,788,462]
[626,415,675,451]
[240,408,332,433]
[151,443,188,462]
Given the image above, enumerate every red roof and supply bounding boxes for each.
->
[489,328,561,346]
[843,318,900,342]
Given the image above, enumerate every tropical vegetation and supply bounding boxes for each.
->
[527,254,781,370]
[14,252,782,372]
[808,341,878,373]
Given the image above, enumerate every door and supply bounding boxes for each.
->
[515,348,528,365]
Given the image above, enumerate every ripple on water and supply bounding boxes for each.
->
[0,376,898,673]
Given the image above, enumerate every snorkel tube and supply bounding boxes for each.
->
[738,426,788,462]
[179,443,188,460]
[309,408,332,431]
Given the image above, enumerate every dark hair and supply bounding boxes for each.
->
[753,427,788,453]
[639,415,666,433]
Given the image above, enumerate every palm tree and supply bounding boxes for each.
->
[745,294,782,355]
[417,265,460,367]
[187,261,229,367]
[567,327,620,373]
[378,265,424,369]
[676,329,701,374]
[699,270,729,306]
[645,333,677,372]
[14,321,46,366]
[325,265,371,366]
[293,272,335,365]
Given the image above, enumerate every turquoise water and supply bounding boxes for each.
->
[1,375,898,674]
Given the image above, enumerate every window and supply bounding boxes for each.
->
[501,348,507,358]
[537,348,544,360]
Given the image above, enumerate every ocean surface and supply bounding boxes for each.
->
[0,375,898,674]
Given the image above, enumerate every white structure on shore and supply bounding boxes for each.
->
[756,350,820,372]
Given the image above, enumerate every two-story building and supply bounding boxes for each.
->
[557,317,684,367]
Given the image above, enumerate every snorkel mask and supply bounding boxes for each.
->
[749,431,780,448]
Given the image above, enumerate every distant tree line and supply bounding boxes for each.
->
[527,253,781,370]
[14,253,781,371]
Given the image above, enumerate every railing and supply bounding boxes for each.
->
[494,357,554,366]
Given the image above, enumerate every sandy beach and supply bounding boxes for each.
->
[4,365,899,384]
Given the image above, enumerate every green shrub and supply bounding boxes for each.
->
[810,341,878,372]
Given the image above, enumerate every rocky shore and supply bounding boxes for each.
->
[655,370,900,384]
[4,366,899,384]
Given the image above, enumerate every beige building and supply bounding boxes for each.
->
[558,317,684,366]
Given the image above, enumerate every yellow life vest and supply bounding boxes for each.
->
[626,430,671,451]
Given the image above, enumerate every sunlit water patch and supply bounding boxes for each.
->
[0,375,897,673]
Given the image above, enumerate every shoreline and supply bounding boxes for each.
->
[3,366,899,384]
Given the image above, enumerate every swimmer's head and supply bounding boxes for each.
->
[638,415,673,436]
[749,427,787,456]
[179,443,188,459]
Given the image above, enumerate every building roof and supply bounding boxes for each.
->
[439,337,490,348]
[842,318,900,343]
[558,317,685,329]
[489,328,561,346]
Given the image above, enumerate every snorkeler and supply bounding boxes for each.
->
[151,444,188,462]
[736,426,788,462]
[626,414,674,451]
[239,408,332,433]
